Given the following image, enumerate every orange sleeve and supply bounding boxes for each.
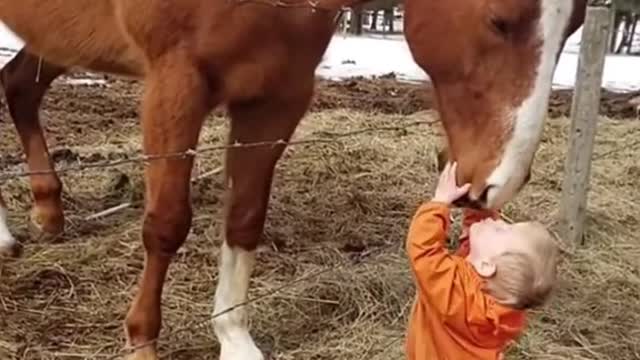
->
[406,201,465,315]
[406,202,526,344]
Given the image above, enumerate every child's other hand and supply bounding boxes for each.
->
[432,162,471,205]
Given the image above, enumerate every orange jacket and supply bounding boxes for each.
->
[404,202,526,360]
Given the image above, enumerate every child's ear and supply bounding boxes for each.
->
[473,259,497,278]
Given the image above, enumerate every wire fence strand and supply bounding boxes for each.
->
[106,135,638,358]
[1,115,637,358]
[2,120,636,183]
[0,121,434,181]
[0,121,432,358]
[109,241,402,359]
[1,0,637,357]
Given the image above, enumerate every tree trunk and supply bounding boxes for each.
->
[627,14,638,54]
[616,13,632,54]
[349,6,364,35]
[371,10,378,31]
[610,11,623,53]
[384,8,394,33]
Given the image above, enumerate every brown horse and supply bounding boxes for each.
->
[0,0,586,358]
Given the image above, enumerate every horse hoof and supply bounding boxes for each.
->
[0,218,20,258]
[219,343,265,360]
[29,207,65,239]
[0,236,21,258]
[124,345,158,360]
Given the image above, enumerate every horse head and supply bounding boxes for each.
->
[405,0,587,209]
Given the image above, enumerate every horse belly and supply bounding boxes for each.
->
[0,0,144,76]
[215,11,337,102]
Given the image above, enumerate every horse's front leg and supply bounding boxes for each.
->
[123,54,216,360]
[1,49,66,236]
[213,83,314,360]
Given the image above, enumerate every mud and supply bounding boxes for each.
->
[312,74,640,119]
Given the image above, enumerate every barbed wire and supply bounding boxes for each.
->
[7,138,637,359]
[104,131,638,357]
[0,1,634,358]
[106,240,403,359]
[229,0,365,13]
[4,119,635,183]
[233,0,330,10]
[591,137,640,160]
[2,117,637,358]
[0,121,429,358]
[0,120,434,181]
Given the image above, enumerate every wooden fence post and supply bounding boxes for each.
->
[559,5,611,247]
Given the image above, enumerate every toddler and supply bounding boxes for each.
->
[404,162,559,360]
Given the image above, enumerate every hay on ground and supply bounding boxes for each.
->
[0,78,638,360]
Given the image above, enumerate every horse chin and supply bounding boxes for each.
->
[451,192,487,210]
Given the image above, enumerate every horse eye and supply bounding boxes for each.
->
[490,18,510,36]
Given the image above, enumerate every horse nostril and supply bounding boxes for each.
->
[478,185,494,206]
[453,193,483,210]
[453,186,494,209]
[452,193,471,208]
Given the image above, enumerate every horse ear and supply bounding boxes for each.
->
[436,146,449,172]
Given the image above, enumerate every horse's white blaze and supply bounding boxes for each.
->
[485,0,574,209]
[213,242,264,360]
[0,205,17,254]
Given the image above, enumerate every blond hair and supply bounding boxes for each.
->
[484,222,559,310]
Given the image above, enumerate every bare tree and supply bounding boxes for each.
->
[347,0,400,35]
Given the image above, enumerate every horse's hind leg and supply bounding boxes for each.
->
[213,80,314,360]
[0,191,18,256]
[123,54,216,360]
[0,49,67,236]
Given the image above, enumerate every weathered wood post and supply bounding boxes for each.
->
[559,5,611,247]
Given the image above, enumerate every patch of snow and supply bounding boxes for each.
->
[318,28,640,92]
[0,24,106,86]
[3,20,640,92]
[0,22,24,70]
[63,78,108,86]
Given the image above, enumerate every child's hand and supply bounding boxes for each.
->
[432,162,471,205]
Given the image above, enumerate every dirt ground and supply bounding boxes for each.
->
[309,73,640,119]
[0,75,639,360]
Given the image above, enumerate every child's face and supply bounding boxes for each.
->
[467,218,533,273]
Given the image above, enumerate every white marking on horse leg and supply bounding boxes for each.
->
[213,242,264,360]
[485,0,574,209]
[0,205,17,256]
